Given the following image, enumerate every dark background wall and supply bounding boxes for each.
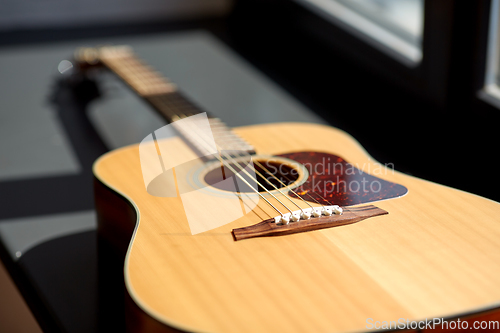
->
[223,0,500,202]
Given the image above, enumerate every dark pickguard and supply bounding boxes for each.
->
[279,152,408,206]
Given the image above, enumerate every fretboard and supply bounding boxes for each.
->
[77,45,255,158]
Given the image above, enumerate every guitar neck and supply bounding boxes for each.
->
[76,46,255,157]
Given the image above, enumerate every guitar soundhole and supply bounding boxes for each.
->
[204,159,300,193]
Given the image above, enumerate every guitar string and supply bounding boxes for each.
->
[117,55,336,209]
[250,159,333,207]
[154,89,336,209]
[157,95,335,218]
[169,113,297,217]
[108,56,297,217]
[165,105,309,216]
[158,101,327,212]
[222,153,309,214]
[153,91,312,216]
[110,54,334,218]
[124,59,336,211]
[115,54,336,210]
[106,57,292,216]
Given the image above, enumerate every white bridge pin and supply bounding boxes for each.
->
[273,205,342,224]
[332,205,343,215]
[301,211,312,220]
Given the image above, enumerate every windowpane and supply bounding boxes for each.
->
[295,0,424,64]
[482,0,500,108]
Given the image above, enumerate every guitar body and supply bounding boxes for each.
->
[94,122,500,333]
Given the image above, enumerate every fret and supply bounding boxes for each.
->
[147,93,255,156]
[76,45,256,159]
[147,93,202,121]
[98,46,177,97]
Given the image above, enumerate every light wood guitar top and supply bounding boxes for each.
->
[94,122,500,332]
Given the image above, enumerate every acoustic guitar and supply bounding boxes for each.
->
[75,46,500,332]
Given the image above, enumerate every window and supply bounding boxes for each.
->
[295,0,424,65]
[482,0,500,108]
